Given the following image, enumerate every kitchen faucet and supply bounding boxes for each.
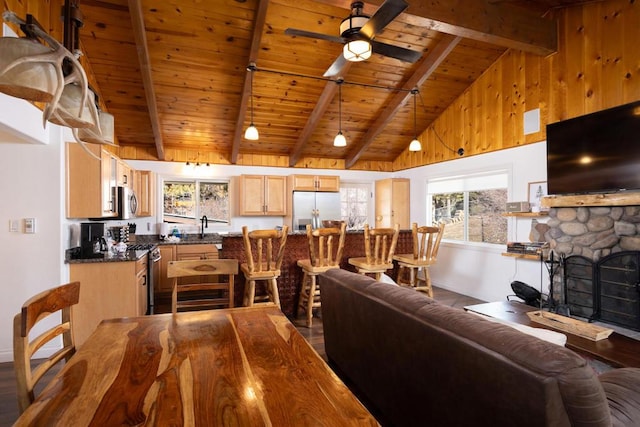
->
[200,215,208,239]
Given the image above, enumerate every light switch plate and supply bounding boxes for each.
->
[24,218,36,234]
[9,220,19,232]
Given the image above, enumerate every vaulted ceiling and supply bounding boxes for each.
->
[75,0,595,168]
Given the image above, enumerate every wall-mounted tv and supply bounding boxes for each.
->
[546,100,640,195]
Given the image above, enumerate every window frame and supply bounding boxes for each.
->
[339,181,372,231]
[427,169,510,247]
[162,177,231,227]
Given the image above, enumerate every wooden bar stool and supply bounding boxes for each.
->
[348,224,400,281]
[241,225,289,308]
[393,222,445,297]
[297,222,346,327]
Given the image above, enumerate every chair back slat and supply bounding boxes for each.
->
[364,224,400,265]
[411,223,445,262]
[306,223,346,268]
[14,281,81,414]
[242,225,289,273]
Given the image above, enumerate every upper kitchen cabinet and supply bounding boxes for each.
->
[117,160,133,188]
[134,170,155,217]
[66,142,117,219]
[375,178,410,229]
[290,174,340,192]
[238,175,287,216]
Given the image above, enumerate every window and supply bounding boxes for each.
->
[340,182,370,230]
[163,180,230,225]
[428,171,508,245]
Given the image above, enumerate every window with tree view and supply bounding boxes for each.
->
[340,182,369,230]
[429,171,508,244]
[163,180,230,225]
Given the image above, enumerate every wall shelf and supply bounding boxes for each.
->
[542,193,640,208]
[501,252,542,261]
[502,212,548,217]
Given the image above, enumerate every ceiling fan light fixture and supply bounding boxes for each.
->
[343,40,372,62]
[244,124,259,140]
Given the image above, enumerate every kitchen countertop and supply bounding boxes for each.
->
[65,233,224,264]
[66,249,149,264]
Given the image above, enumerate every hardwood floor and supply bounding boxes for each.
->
[0,286,482,426]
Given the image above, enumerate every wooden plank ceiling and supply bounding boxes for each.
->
[76,0,593,167]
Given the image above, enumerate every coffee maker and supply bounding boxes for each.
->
[80,222,105,258]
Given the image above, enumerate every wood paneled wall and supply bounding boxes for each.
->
[394,0,639,171]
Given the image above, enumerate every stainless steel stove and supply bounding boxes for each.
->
[127,243,161,314]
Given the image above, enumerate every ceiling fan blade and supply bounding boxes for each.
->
[359,0,408,39]
[323,54,348,77]
[285,28,345,44]
[371,40,422,63]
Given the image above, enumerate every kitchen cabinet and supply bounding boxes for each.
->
[157,244,218,293]
[134,170,155,217]
[238,174,287,216]
[375,178,410,229]
[66,142,117,218]
[117,160,133,188]
[290,174,340,192]
[70,257,148,346]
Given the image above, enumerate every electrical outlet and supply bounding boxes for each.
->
[24,218,36,234]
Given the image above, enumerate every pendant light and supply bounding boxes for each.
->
[244,63,259,140]
[409,88,422,152]
[334,79,347,147]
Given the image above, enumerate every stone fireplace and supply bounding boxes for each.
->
[544,206,640,331]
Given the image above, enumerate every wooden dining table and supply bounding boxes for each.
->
[15,305,378,426]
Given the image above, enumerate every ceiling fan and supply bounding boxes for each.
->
[285,0,422,77]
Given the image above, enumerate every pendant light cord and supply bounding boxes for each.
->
[338,79,342,132]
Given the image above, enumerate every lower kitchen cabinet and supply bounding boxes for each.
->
[156,244,218,294]
[70,257,148,347]
[158,245,177,294]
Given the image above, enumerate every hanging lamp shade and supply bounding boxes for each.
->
[244,63,259,140]
[244,124,259,140]
[0,37,58,103]
[409,88,422,151]
[334,131,347,147]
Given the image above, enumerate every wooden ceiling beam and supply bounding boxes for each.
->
[231,0,270,164]
[315,0,557,56]
[288,59,353,167]
[345,34,461,169]
[128,0,164,160]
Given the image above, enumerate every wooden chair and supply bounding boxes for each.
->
[348,224,400,281]
[393,222,445,297]
[297,222,346,327]
[167,259,238,314]
[241,225,289,308]
[13,281,81,414]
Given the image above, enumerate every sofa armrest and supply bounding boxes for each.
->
[599,368,640,427]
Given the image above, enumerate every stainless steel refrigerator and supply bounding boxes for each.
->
[292,191,341,230]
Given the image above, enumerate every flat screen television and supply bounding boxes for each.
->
[546,100,640,195]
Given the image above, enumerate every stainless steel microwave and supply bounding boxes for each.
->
[117,186,138,219]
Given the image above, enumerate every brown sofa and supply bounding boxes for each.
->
[319,269,640,427]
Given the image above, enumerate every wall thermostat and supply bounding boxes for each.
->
[24,218,36,234]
